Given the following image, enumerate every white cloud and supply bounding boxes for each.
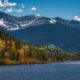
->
[0,0,25,13]
[0,0,5,7]
[0,0,16,7]
[6,7,23,13]
[5,2,16,7]
[30,6,37,11]
[73,16,80,22]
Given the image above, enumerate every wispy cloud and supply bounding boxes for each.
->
[0,0,16,7]
[0,0,40,16]
[30,6,37,11]
[29,6,41,16]
[6,7,23,13]
[0,0,25,13]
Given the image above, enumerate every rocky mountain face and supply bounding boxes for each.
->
[0,12,80,31]
[0,12,80,51]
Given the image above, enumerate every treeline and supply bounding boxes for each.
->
[0,30,80,65]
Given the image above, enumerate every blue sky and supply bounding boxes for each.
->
[0,0,80,19]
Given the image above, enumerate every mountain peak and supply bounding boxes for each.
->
[0,12,80,31]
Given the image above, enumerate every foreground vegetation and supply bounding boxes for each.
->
[0,30,80,65]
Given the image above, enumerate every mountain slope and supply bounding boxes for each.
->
[0,12,80,30]
[0,12,56,30]
[10,23,80,52]
[0,12,80,51]
[1,29,73,64]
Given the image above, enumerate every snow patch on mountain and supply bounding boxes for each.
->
[0,12,80,31]
[49,19,56,24]
[0,18,6,27]
[0,18,19,30]
[7,26,19,31]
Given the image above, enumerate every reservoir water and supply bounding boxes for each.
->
[0,62,80,80]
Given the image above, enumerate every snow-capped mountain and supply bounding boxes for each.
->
[0,12,57,30]
[55,17,80,28]
[1,12,80,51]
[1,12,80,31]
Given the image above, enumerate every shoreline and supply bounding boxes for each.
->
[0,60,64,66]
[1,61,80,66]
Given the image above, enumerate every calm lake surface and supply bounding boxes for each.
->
[0,62,80,80]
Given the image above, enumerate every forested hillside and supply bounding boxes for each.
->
[0,30,80,65]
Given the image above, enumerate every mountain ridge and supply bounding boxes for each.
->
[0,12,80,52]
[0,12,80,31]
